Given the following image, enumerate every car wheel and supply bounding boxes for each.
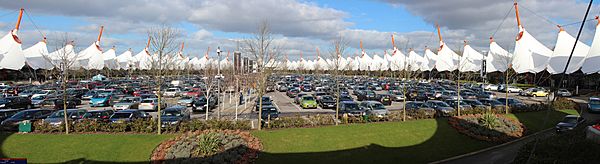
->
[533,94,537,98]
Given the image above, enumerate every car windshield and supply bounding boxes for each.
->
[111,113,132,119]
[590,100,600,105]
[303,96,315,101]
[162,110,181,117]
[83,112,103,118]
[93,95,107,98]
[120,98,136,103]
[31,96,45,100]
[562,117,578,124]
[372,103,386,110]
[141,99,155,103]
[10,111,33,119]
[344,103,359,111]
[322,96,334,101]
[48,111,73,118]
[262,108,278,113]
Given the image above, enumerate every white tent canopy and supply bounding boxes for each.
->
[486,41,513,73]
[546,30,590,74]
[436,41,459,72]
[115,50,134,70]
[0,30,26,70]
[582,21,600,74]
[78,41,104,70]
[23,40,53,70]
[459,44,484,72]
[102,48,119,70]
[422,48,437,71]
[511,26,553,73]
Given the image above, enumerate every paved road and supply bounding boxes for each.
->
[438,97,600,164]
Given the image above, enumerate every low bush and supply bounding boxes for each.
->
[151,130,262,164]
[448,113,524,143]
[32,119,252,134]
[551,97,578,110]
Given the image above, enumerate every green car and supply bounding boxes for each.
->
[300,95,317,109]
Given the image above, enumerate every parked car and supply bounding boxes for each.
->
[522,88,549,97]
[0,96,32,109]
[499,86,522,93]
[110,109,151,123]
[556,89,572,97]
[377,94,393,106]
[294,93,308,104]
[357,90,377,101]
[177,96,196,107]
[388,91,405,101]
[81,90,98,100]
[82,109,115,122]
[286,89,300,98]
[555,115,585,133]
[164,88,181,97]
[588,97,600,113]
[31,90,56,99]
[54,97,82,110]
[160,105,191,127]
[1,109,53,131]
[478,98,505,108]
[0,109,20,122]
[139,98,167,111]
[300,95,318,109]
[30,95,52,107]
[484,84,499,91]
[497,98,527,108]
[461,99,487,109]
[192,95,218,111]
[113,97,142,110]
[90,94,114,107]
[477,91,496,99]
[338,94,354,101]
[404,101,436,116]
[18,89,40,98]
[43,109,87,126]
[425,100,455,117]
[444,99,473,111]
[359,101,389,118]
[255,96,273,111]
[260,106,280,124]
[318,95,337,109]
[338,101,364,117]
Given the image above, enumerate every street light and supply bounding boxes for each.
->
[216,47,222,119]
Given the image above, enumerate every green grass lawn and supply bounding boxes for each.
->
[0,110,575,163]
[0,133,173,163]
[253,110,577,164]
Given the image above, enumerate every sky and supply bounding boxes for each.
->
[0,0,599,60]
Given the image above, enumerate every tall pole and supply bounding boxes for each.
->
[15,8,23,31]
[217,47,222,119]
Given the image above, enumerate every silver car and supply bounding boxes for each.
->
[113,97,142,110]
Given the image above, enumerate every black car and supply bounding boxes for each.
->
[161,105,191,127]
[1,109,53,131]
[109,109,151,123]
[357,90,377,101]
[0,109,19,122]
[404,101,437,116]
[260,106,280,124]
[53,97,82,110]
[43,109,87,126]
[82,109,115,122]
[377,94,392,106]
[192,95,218,111]
[338,94,353,101]
[337,101,364,117]
[555,115,585,133]
[66,88,89,99]
[318,95,337,109]
[0,96,32,109]
[255,96,273,111]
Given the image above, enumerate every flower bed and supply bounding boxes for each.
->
[151,130,261,164]
[448,113,524,143]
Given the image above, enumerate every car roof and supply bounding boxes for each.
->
[116,109,138,113]
[0,109,20,112]
[565,115,579,118]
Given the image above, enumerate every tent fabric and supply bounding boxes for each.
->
[0,30,26,70]
[582,23,600,74]
[23,41,53,69]
[116,50,134,70]
[79,41,104,70]
[371,54,385,71]
[135,48,152,70]
[102,48,119,70]
[486,42,513,73]
[407,50,424,71]
[359,52,372,71]
[511,27,553,73]
[435,41,459,72]
[546,30,590,74]
[389,48,406,71]
[422,49,437,71]
[459,44,484,72]
[48,44,79,69]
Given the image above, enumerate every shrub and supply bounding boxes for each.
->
[195,132,223,157]
[130,119,156,133]
[73,120,101,132]
[552,98,577,110]
[33,121,65,133]
[448,113,524,143]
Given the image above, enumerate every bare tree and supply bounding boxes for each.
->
[43,33,80,134]
[146,25,181,134]
[327,36,349,125]
[245,21,281,130]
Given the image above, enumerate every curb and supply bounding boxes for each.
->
[429,128,554,164]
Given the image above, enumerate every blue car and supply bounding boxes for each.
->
[90,94,113,107]
[588,97,600,113]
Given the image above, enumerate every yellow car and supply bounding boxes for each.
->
[526,88,549,97]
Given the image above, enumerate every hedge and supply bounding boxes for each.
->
[31,119,252,134]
